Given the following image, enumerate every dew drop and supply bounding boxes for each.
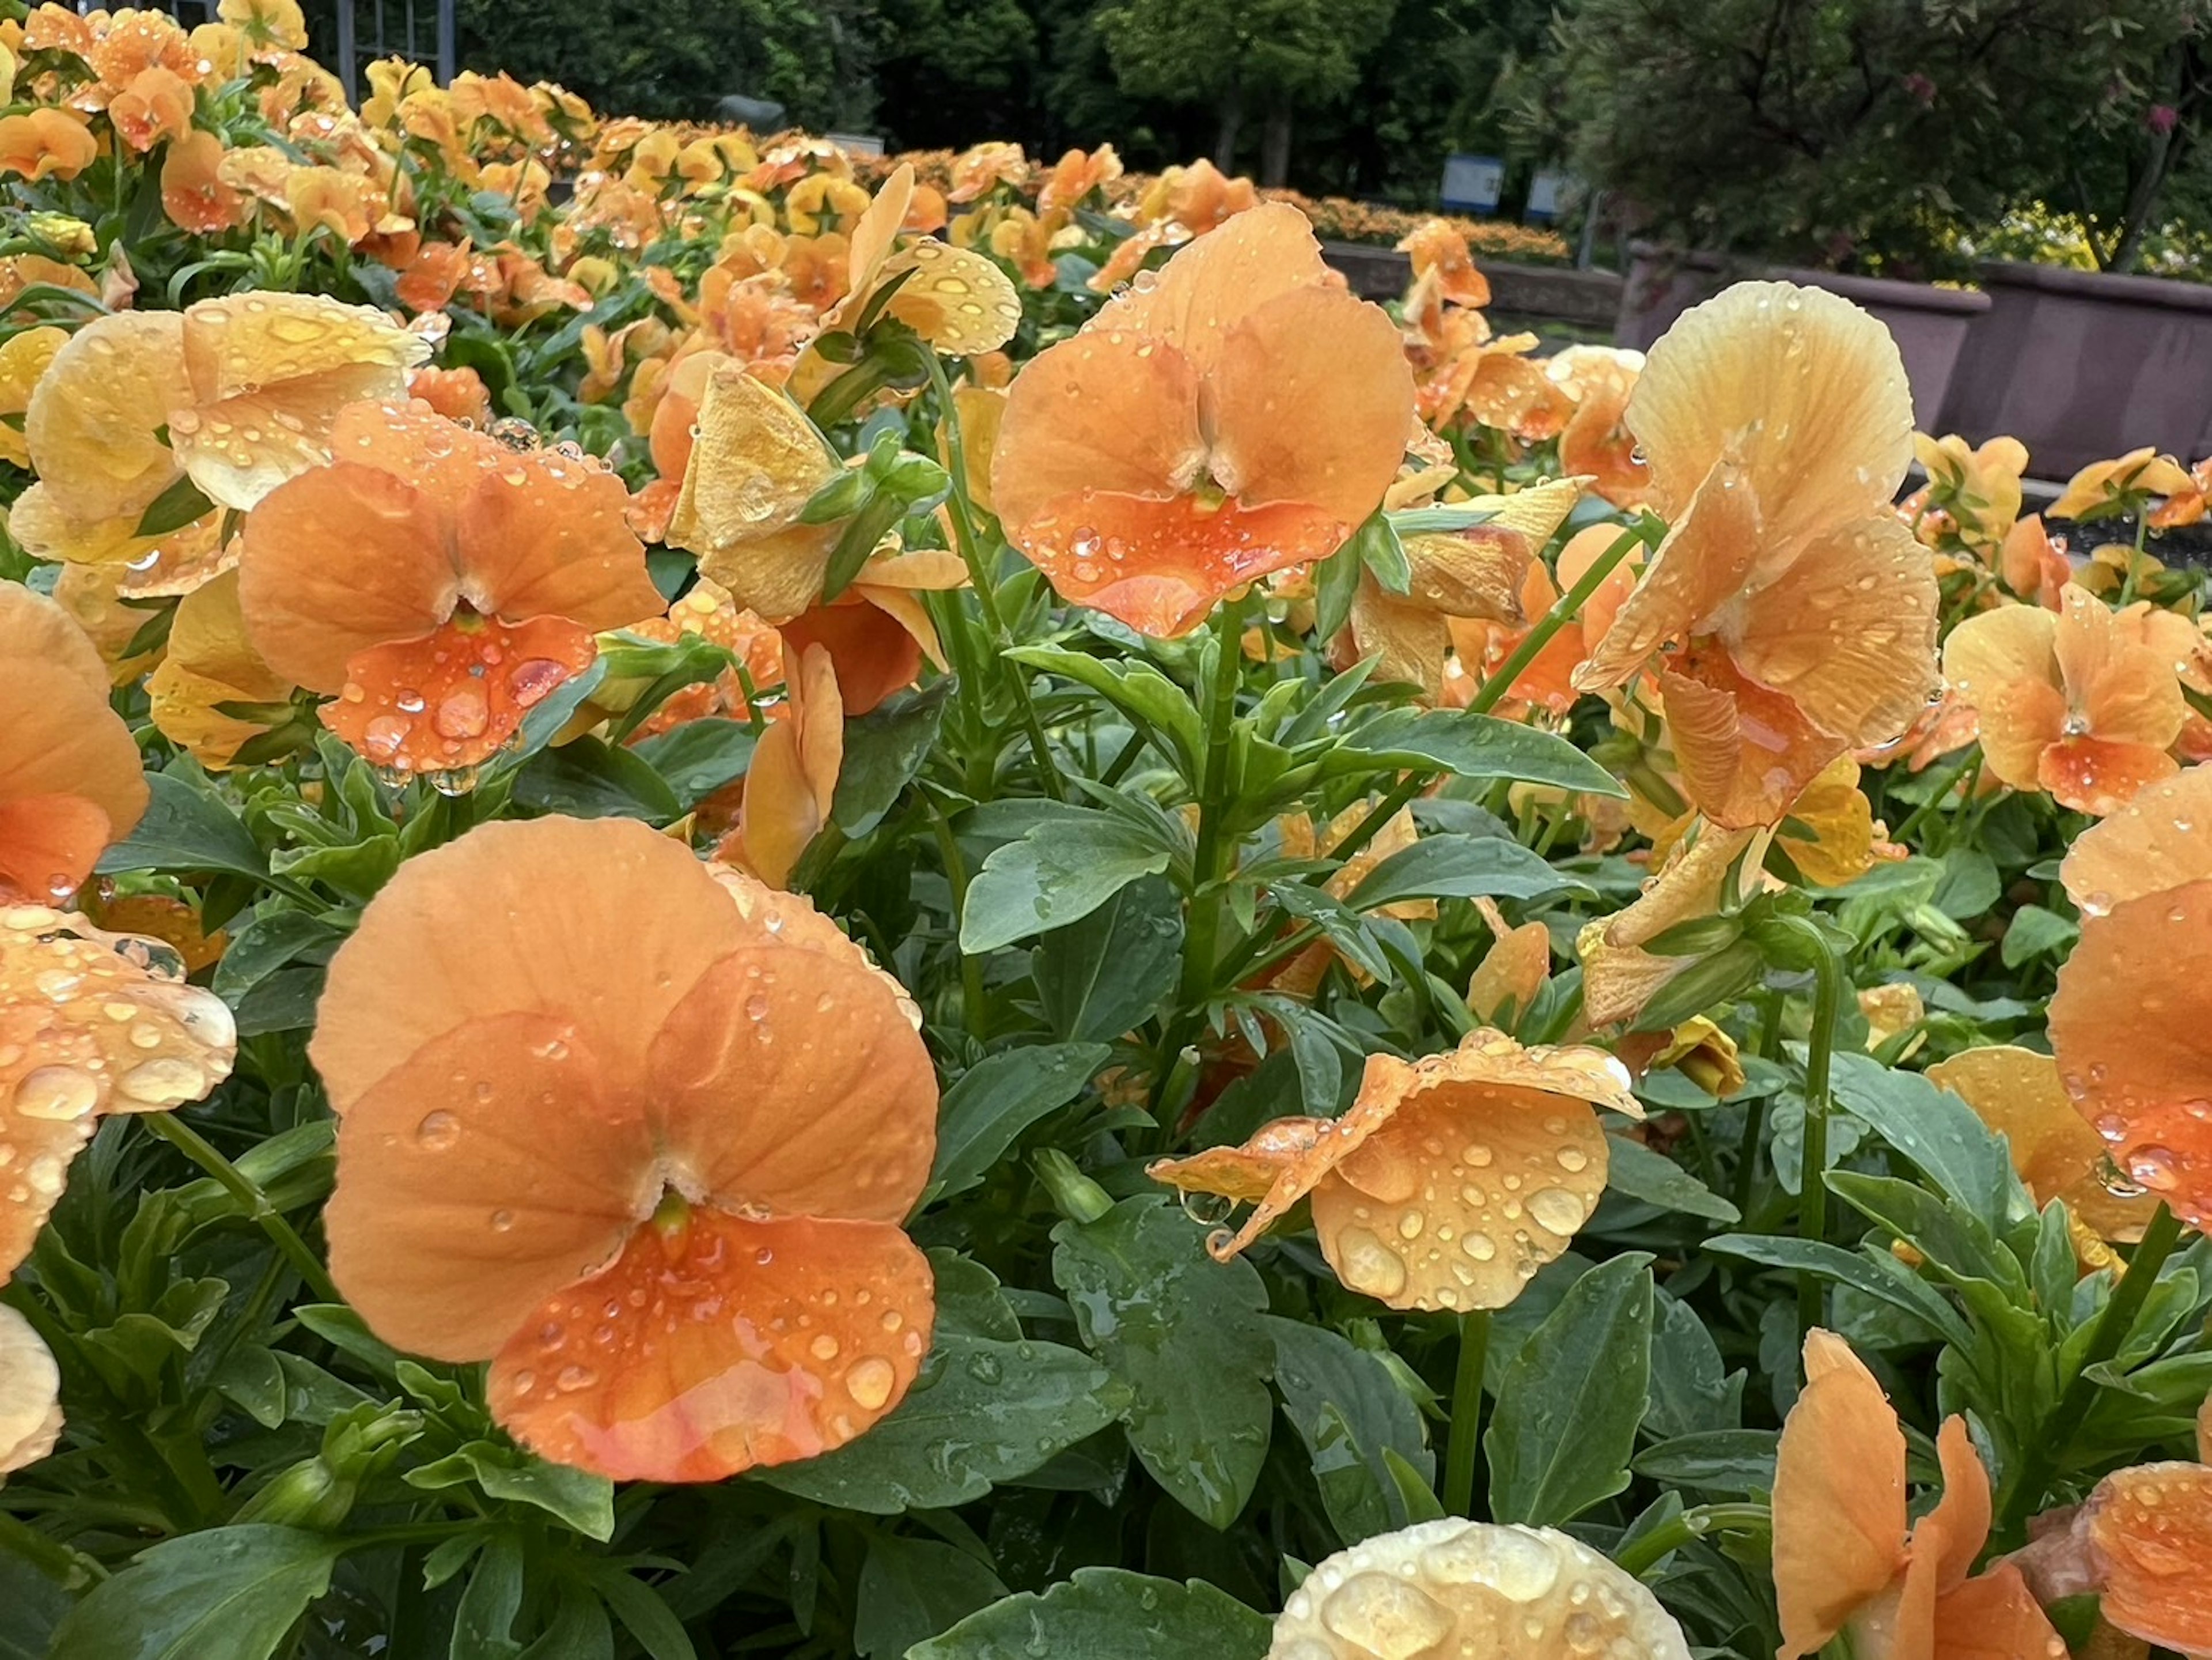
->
[846,1356,896,1409]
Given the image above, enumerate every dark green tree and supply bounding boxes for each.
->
[1532,0,2212,275]
[1092,0,1399,182]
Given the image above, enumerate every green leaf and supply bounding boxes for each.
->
[1033,875,1183,1044]
[48,1526,339,1660]
[2001,903,2078,967]
[1343,833,1592,909]
[1830,1051,2022,1224]
[630,719,756,812]
[960,816,1174,952]
[1603,1135,1741,1223]
[135,473,215,538]
[588,1568,696,1660]
[97,772,266,880]
[1052,1199,1274,1529]
[404,1441,615,1541]
[1312,541,1363,641]
[1351,509,1412,593]
[1931,847,2002,920]
[1003,646,1205,773]
[1646,1292,1741,1437]
[1633,1430,1778,1496]
[834,678,954,834]
[452,1534,525,1660]
[930,1042,1110,1200]
[760,1333,1126,1512]
[512,736,681,822]
[910,1568,1270,1660]
[1703,1233,1971,1346]
[854,1537,1009,1659]
[1825,1171,2028,1296]
[1332,708,1627,797]
[211,909,346,1002]
[0,1554,72,1658]
[1267,1317,1435,1545]
[1486,1253,1653,1526]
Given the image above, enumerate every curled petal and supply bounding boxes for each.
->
[1149,1118,1332,1206]
[1772,1330,1908,1658]
[669,364,842,623]
[1929,1563,2069,1660]
[488,1207,933,1482]
[1,906,238,1283]
[1577,456,1761,694]
[22,311,189,526]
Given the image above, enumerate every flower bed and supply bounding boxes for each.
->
[0,5,2209,1659]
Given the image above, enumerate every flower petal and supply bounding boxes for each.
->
[1626,281,1912,542]
[2059,765,2212,915]
[990,327,1205,560]
[487,1207,933,1481]
[1208,281,1413,530]
[324,613,596,777]
[1929,1564,2067,1660]
[324,1012,655,1361]
[454,462,661,632]
[2084,1460,2212,1656]
[2048,880,2212,1230]
[668,364,842,623]
[1925,1046,2158,1242]
[1729,513,1940,748]
[1772,1330,1909,1658]
[645,920,934,1226]
[237,462,459,691]
[0,1303,62,1474]
[311,816,756,1109]
[1115,201,1330,371]
[1577,455,1762,694]
[22,310,189,525]
[2037,737,2179,818]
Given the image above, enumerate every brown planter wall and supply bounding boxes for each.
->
[1937,262,2212,479]
[1618,247,1990,430]
[1319,242,1624,329]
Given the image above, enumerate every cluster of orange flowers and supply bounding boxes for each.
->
[1,17,2210,1651]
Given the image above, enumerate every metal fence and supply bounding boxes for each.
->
[118,0,457,100]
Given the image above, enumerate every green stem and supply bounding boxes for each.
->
[1610,1502,1771,1578]
[927,800,990,1041]
[1152,598,1249,1111]
[1466,522,1647,715]
[139,1113,340,1304]
[1886,743,1981,848]
[1778,918,1845,1338]
[926,353,1065,801]
[1995,1201,2186,1533]
[2118,510,2152,607]
[0,1511,107,1588]
[1442,1309,1491,1517]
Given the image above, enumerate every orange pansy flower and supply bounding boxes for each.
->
[1942,586,2183,815]
[2049,765,2212,1227]
[1772,1329,2064,1660]
[1572,282,1938,829]
[1149,1031,1639,1312]
[993,202,1414,637]
[1912,432,2029,554]
[147,569,294,770]
[1578,819,1759,1029]
[20,293,427,544]
[108,65,193,152]
[161,128,249,233]
[1465,897,1551,1028]
[1450,521,1642,718]
[0,109,96,181]
[315,817,937,1481]
[2049,448,2194,522]
[1,905,238,1286]
[236,399,661,780]
[719,642,843,891]
[1397,218,1493,311]
[1551,345,1649,508]
[1998,513,2071,610]
[1035,144,1121,213]
[0,583,149,904]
